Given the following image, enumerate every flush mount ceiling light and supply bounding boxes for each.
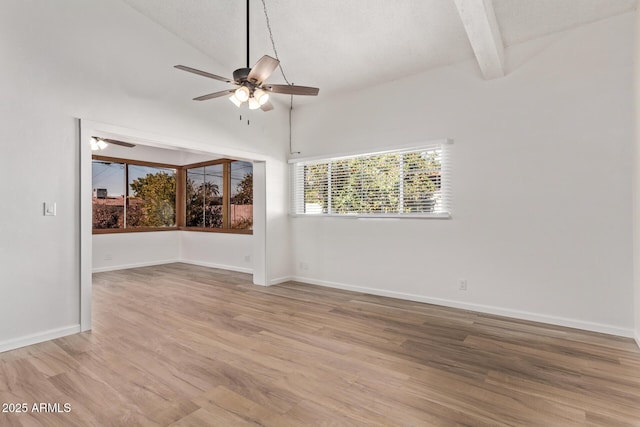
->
[174,0,319,112]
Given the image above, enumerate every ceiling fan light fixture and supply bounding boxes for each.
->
[90,137,99,151]
[248,97,261,110]
[253,88,269,105]
[229,94,243,107]
[235,86,250,102]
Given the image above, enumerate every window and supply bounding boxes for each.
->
[184,160,253,232]
[186,164,224,228]
[290,142,450,218]
[230,161,254,230]
[92,157,177,231]
[128,164,176,228]
[92,160,126,229]
[92,156,253,234]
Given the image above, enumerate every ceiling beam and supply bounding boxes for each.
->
[454,0,505,79]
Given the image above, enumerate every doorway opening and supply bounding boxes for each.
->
[79,119,267,331]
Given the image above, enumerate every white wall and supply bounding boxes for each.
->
[290,13,635,336]
[93,231,254,274]
[0,0,290,351]
[180,232,253,273]
[267,160,294,284]
[93,232,181,272]
[634,7,640,348]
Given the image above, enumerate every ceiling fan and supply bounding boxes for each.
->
[90,137,136,151]
[174,0,319,112]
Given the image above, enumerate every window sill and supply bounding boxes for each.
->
[289,213,451,220]
[181,227,253,235]
[93,227,253,235]
[93,227,179,234]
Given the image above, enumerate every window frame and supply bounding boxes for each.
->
[92,155,180,234]
[92,156,253,235]
[182,159,251,235]
[289,141,452,219]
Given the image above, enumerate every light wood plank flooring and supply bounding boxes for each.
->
[1,263,639,426]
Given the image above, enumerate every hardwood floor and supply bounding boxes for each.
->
[1,263,639,426]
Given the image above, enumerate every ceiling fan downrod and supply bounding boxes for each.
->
[246,0,250,68]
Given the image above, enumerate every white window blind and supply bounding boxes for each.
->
[290,142,451,218]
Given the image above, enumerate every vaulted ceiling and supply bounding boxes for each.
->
[119,0,636,103]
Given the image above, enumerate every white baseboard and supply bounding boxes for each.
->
[93,259,253,275]
[635,331,640,350]
[269,276,294,286]
[179,259,253,275]
[0,324,81,354]
[292,276,635,338]
[92,259,180,273]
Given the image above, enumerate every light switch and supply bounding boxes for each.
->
[44,202,56,216]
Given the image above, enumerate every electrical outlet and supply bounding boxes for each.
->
[458,279,467,291]
[244,255,251,262]
[104,253,113,261]
[299,262,309,271]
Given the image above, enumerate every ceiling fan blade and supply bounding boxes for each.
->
[103,138,136,148]
[260,100,274,112]
[247,55,279,84]
[193,89,235,101]
[174,65,233,84]
[264,84,319,96]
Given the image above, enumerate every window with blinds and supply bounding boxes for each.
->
[290,142,451,218]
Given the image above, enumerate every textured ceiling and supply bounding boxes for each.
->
[493,0,637,46]
[119,0,636,101]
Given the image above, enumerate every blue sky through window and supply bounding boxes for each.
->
[92,160,252,197]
